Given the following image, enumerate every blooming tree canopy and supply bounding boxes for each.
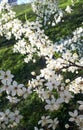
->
[0,0,83,130]
[32,0,63,27]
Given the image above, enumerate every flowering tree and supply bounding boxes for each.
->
[32,0,63,27]
[0,0,83,130]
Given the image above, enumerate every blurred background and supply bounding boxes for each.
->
[18,0,33,4]
[0,0,33,4]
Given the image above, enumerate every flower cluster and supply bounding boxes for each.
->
[0,0,83,130]
[35,116,59,130]
[0,70,32,100]
[69,77,83,94]
[0,0,24,40]
[0,70,32,128]
[55,26,83,57]
[0,1,54,63]
[32,0,63,27]
[0,109,22,129]
[13,20,55,63]
[65,5,73,14]
[68,101,83,130]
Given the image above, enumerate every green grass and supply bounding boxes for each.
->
[13,4,31,15]
[13,3,36,22]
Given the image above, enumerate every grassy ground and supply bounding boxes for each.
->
[0,0,83,129]
[13,3,36,22]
